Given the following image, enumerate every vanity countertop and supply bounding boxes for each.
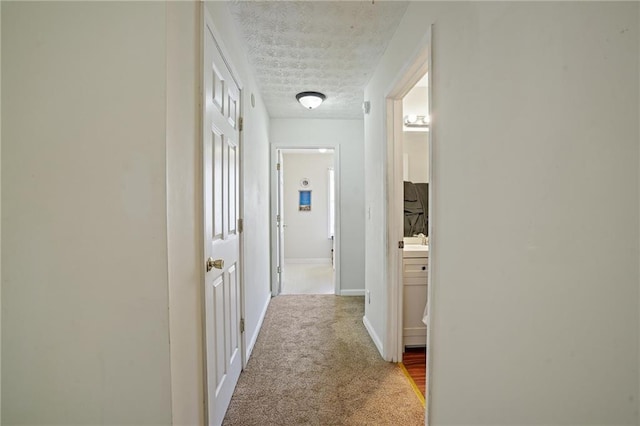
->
[403,244,429,258]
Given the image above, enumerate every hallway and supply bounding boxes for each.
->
[3,2,639,425]
[223,296,424,425]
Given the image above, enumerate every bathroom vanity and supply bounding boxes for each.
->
[403,243,428,347]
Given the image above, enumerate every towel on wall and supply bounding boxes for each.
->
[404,181,428,237]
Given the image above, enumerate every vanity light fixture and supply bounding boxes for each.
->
[296,91,326,110]
[404,115,430,128]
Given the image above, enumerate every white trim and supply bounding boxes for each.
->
[270,148,277,296]
[425,25,435,426]
[284,258,331,264]
[363,315,384,357]
[385,97,405,363]
[340,289,365,296]
[333,147,341,296]
[245,295,270,362]
[198,6,208,423]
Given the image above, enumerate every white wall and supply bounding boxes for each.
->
[205,0,272,366]
[365,2,639,424]
[402,83,429,183]
[165,2,204,424]
[270,119,365,293]
[0,2,3,418]
[2,3,172,424]
[403,84,428,119]
[2,3,272,424]
[403,132,429,183]
[283,153,334,260]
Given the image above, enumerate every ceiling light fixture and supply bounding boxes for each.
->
[296,91,326,110]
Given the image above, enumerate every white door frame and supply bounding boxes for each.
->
[275,149,284,295]
[269,144,342,296]
[384,26,433,425]
[201,7,247,424]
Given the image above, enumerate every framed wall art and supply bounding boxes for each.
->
[299,190,311,211]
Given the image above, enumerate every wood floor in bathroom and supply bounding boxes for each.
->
[403,347,426,397]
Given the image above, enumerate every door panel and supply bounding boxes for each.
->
[229,264,239,357]
[227,86,238,128]
[228,141,237,235]
[212,275,225,387]
[212,129,224,240]
[212,66,224,113]
[204,23,242,426]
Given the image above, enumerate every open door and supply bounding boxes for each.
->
[203,20,243,426]
[275,150,285,295]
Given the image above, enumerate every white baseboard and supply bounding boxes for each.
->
[285,258,331,264]
[363,315,384,357]
[245,294,270,363]
[340,289,365,296]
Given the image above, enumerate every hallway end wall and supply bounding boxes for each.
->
[283,153,334,261]
[365,2,639,424]
[270,119,365,294]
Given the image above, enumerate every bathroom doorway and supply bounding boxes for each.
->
[384,26,432,423]
[272,148,338,295]
[397,72,429,399]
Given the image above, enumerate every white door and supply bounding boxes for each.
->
[275,150,285,295]
[203,23,242,426]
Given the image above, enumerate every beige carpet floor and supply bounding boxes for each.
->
[223,295,425,426]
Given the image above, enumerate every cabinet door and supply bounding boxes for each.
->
[403,256,428,346]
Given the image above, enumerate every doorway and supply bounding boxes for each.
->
[398,72,430,400]
[276,148,336,295]
[401,72,430,349]
[271,147,339,296]
[384,26,433,425]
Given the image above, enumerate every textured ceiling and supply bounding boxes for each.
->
[227,1,409,119]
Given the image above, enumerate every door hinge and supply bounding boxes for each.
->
[277,266,281,274]
[398,241,404,249]
[276,214,281,223]
[240,318,245,333]
[238,116,244,132]
[238,218,244,233]
[276,162,281,171]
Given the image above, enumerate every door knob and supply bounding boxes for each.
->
[206,257,224,272]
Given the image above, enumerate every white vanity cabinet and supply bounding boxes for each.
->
[403,246,428,347]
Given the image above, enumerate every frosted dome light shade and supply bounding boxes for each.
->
[296,91,326,110]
